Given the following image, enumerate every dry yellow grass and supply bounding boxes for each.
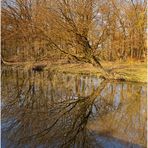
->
[46,61,147,83]
[4,60,146,83]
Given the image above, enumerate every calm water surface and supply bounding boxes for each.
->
[1,68,147,148]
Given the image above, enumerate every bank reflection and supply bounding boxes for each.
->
[1,69,147,148]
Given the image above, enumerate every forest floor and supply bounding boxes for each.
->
[46,61,147,83]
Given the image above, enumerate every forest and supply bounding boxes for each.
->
[1,0,147,81]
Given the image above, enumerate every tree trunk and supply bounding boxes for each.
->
[89,56,111,78]
[90,56,103,69]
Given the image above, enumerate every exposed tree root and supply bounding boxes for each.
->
[98,68,126,81]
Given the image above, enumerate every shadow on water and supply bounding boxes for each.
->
[1,68,147,148]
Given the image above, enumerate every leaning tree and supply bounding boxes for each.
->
[33,0,110,71]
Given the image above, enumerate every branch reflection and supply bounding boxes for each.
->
[2,69,147,148]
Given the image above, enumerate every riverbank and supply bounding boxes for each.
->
[46,61,147,83]
[2,60,147,83]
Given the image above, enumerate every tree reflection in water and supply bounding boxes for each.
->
[1,68,147,148]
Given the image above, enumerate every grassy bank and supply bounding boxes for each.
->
[3,60,147,83]
[46,61,147,83]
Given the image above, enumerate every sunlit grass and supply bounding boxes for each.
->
[48,61,147,83]
[5,60,146,83]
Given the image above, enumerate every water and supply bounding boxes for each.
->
[1,68,147,148]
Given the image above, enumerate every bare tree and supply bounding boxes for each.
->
[1,0,146,71]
